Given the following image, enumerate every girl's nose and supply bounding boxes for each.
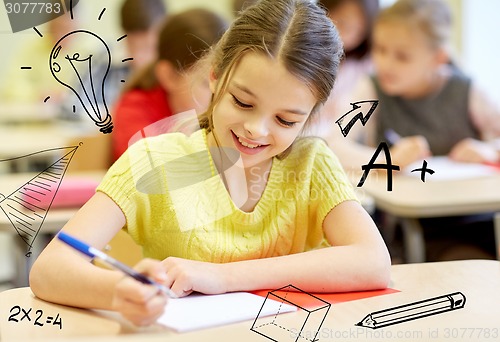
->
[243,115,269,138]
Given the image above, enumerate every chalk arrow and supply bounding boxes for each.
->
[335,100,379,137]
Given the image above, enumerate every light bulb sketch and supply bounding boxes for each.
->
[19,5,133,126]
[50,30,113,134]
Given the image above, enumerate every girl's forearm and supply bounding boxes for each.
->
[222,245,390,293]
[29,243,123,310]
[30,192,129,310]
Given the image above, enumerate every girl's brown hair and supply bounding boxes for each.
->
[199,0,343,133]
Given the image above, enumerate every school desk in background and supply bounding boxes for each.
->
[361,159,500,263]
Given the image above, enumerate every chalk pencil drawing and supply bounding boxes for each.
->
[356,292,466,329]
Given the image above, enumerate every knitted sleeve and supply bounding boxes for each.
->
[309,140,359,230]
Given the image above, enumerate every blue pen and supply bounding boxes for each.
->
[57,232,176,298]
[384,128,401,145]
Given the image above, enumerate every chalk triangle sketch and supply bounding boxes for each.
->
[0,146,79,256]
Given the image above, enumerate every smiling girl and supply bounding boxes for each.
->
[30,0,390,326]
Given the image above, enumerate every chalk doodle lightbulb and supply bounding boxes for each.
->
[50,30,113,134]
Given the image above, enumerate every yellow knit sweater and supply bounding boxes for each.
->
[97,129,357,262]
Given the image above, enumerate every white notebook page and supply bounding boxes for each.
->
[157,292,297,332]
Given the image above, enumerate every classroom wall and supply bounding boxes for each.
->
[166,0,233,19]
[461,0,500,104]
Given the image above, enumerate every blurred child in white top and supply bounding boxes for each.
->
[328,0,500,170]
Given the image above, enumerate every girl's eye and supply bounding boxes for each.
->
[277,117,296,127]
[231,95,253,109]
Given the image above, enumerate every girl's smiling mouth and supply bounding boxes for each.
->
[231,131,269,154]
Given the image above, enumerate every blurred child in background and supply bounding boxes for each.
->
[343,0,500,168]
[344,0,500,261]
[317,0,379,124]
[120,0,168,72]
[111,9,228,160]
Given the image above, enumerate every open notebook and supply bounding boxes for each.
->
[157,292,296,333]
[404,156,499,181]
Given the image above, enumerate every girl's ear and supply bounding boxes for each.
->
[208,68,217,93]
[155,60,179,92]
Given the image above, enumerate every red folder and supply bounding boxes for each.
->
[21,178,98,209]
[252,288,399,309]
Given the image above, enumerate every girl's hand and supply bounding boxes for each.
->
[449,138,499,163]
[161,257,228,298]
[111,258,168,326]
[390,136,432,168]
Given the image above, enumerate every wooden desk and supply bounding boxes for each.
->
[360,173,500,263]
[1,260,499,341]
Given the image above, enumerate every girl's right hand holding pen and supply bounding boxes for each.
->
[111,259,169,326]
